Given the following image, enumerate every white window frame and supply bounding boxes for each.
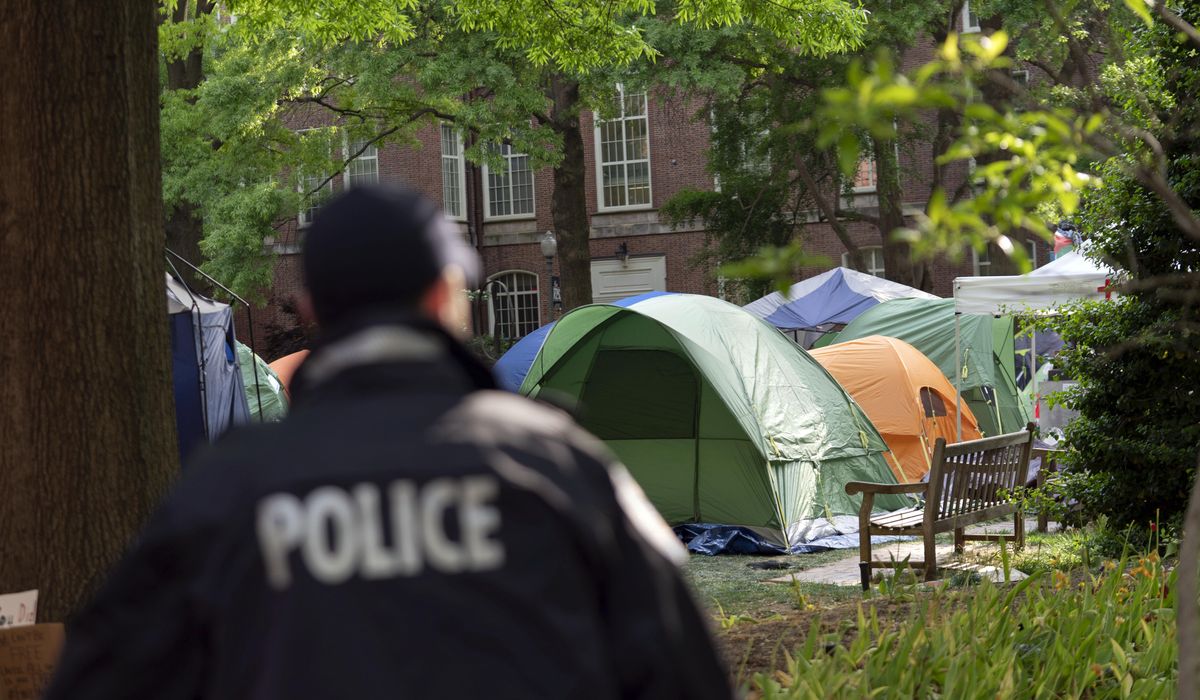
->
[973,246,992,276]
[853,151,877,193]
[1027,238,1038,268]
[297,128,334,227]
[594,87,653,212]
[342,134,380,190]
[486,270,541,339]
[440,125,468,221]
[842,247,886,277]
[961,0,981,33]
[482,144,536,221]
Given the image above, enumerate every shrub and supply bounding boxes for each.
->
[753,553,1175,698]
[1042,296,1200,530]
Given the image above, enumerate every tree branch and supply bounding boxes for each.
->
[1150,1,1200,50]
[794,152,864,270]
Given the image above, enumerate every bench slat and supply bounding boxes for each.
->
[850,422,1037,591]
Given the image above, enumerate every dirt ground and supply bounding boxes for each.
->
[714,596,918,686]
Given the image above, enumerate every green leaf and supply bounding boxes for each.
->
[1122,0,1154,27]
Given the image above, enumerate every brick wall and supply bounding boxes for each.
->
[244,68,1054,347]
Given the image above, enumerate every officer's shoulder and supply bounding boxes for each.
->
[451,390,577,434]
[443,390,605,455]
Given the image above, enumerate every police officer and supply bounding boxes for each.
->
[46,185,733,700]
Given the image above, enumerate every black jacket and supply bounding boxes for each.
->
[45,318,732,700]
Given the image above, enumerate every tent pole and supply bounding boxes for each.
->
[167,257,211,442]
[166,249,265,422]
[1031,323,1038,427]
[955,311,963,442]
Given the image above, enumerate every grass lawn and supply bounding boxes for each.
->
[682,548,860,618]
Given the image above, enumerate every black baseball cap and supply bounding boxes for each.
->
[302,185,480,324]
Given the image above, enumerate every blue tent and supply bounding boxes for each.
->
[493,291,675,392]
[167,274,251,461]
[743,267,937,332]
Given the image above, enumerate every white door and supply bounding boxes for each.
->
[591,255,667,303]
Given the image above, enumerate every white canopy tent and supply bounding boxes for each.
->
[954,250,1117,315]
[950,249,1120,438]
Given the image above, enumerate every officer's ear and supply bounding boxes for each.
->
[297,292,319,327]
[420,266,471,339]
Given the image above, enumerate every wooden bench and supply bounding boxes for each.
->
[845,423,1036,590]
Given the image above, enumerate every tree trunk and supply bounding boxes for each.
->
[875,137,932,291]
[794,151,865,272]
[164,0,214,286]
[0,0,178,621]
[547,74,593,311]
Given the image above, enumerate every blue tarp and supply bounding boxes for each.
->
[493,290,675,392]
[763,272,878,329]
[743,267,938,332]
[675,523,913,556]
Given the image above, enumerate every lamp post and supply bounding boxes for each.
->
[540,230,561,317]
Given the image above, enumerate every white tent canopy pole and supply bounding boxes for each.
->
[955,312,962,442]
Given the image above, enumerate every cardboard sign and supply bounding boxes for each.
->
[0,592,36,630]
[0,623,64,700]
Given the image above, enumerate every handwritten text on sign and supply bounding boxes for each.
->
[0,592,36,629]
[0,623,64,700]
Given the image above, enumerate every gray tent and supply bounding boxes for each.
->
[168,274,251,458]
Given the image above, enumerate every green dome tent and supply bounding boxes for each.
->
[236,342,289,423]
[519,294,909,548]
[828,298,1032,437]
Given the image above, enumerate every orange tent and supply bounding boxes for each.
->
[268,350,309,399]
[809,336,982,483]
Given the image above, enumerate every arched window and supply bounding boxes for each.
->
[487,271,540,340]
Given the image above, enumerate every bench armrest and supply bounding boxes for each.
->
[845,481,929,496]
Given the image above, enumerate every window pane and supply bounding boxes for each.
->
[600,122,623,164]
[440,125,458,157]
[488,166,511,217]
[346,138,379,188]
[626,161,650,205]
[489,272,540,339]
[598,90,652,209]
[485,144,534,218]
[624,118,648,160]
[854,156,876,189]
[602,164,626,208]
[623,92,647,117]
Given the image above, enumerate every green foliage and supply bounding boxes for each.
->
[229,0,869,74]
[1029,1,1200,528]
[817,30,1100,270]
[1038,296,1200,528]
[755,553,1176,698]
[651,0,958,286]
[162,0,871,298]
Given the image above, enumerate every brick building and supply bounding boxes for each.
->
[247,12,1051,357]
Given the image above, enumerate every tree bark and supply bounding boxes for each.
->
[547,74,593,311]
[0,0,178,621]
[875,137,932,291]
[164,0,214,285]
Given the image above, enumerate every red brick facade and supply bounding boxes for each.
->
[243,64,1051,358]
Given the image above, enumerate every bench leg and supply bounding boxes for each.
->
[923,535,939,583]
[1014,511,1026,551]
[858,505,873,591]
[954,527,965,554]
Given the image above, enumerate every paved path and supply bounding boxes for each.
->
[769,518,1057,587]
